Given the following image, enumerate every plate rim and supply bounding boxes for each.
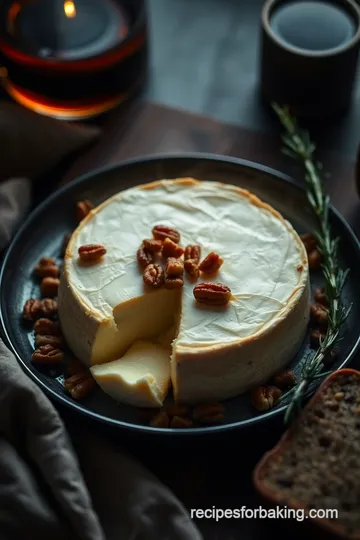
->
[1,152,360,435]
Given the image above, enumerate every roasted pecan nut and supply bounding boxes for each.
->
[300,233,317,254]
[35,257,59,279]
[323,348,338,367]
[66,357,86,377]
[166,404,191,418]
[150,411,170,428]
[251,385,282,412]
[272,370,297,390]
[192,403,225,425]
[143,239,163,253]
[143,263,164,288]
[32,344,64,365]
[162,238,184,259]
[35,334,64,349]
[34,318,61,336]
[64,372,96,400]
[165,257,184,278]
[164,277,184,289]
[197,413,224,425]
[152,225,180,244]
[310,328,326,348]
[193,282,231,306]
[199,252,224,274]
[310,302,329,327]
[184,259,199,279]
[23,299,43,321]
[137,245,153,268]
[41,298,58,318]
[40,277,60,298]
[170,416,194,428]
[78,244,106,262]
[64,371,89,388]
[76,199,94,222]
[184,245,201,263]
[308,249,322,270]
[314,287,329,307]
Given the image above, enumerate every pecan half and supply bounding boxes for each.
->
[64,372,95,400]
[35,258,59,279]
[34,318,61,336]
[314,287,329,307]
[272,370,297,390]
[143,263,164,288]
[310,328,326,348]
[193,282,231,306]
[192,403,225,425]
[32,344,64,365]
[251,385,282,412]
[185,245,201,263]
[184,259,199,279]
[310,302,328,327]
[143,239,163,253]
[165,404,191,418]
[300,233,317,254]
[150,411,170,428]
[170,416,194,428]
[308,249,322,270]
[66,357,86,378]
[165,257,184,278]
[137,245,153,268]
[199,252,224,274]
[35,334,64,349]
[152,225,180,244]
[164,277,184,289]
[78,244,106,262]
[40,277,60,298]
[41,298,58,318]
[162,238,184,259]
[23,299,43,321]
[76,199,94,222]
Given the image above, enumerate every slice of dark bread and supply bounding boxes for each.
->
[253,369,360,539]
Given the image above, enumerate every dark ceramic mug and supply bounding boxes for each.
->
[260,0,360,118]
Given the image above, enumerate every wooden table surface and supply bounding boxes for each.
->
[32,1,360,538]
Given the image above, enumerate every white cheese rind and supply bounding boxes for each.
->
[172,280,310,404]
[58,178,310,405]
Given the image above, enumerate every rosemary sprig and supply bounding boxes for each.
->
[272,103,351,424]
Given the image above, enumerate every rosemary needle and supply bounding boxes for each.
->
[272,103,351,424]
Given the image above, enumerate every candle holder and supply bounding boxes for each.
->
[0,0,148,120]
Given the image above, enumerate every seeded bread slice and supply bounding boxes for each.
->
[253,369,360,539]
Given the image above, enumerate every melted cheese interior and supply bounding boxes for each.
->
[90,341,171,407]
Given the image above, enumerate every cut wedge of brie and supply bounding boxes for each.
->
[90,341,171,408]
[58,178,310,406]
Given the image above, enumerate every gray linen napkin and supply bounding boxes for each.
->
[0,104,202,539]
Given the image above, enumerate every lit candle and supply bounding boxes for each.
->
[7,0,130,60]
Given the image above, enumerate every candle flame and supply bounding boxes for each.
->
[64,1,76,18]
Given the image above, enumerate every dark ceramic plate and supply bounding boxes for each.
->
[1,154,360,435]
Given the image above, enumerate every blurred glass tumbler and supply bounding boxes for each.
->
[260,0,360,118]
[0,0,148,120]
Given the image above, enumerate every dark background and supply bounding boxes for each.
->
[146,0,360,160]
